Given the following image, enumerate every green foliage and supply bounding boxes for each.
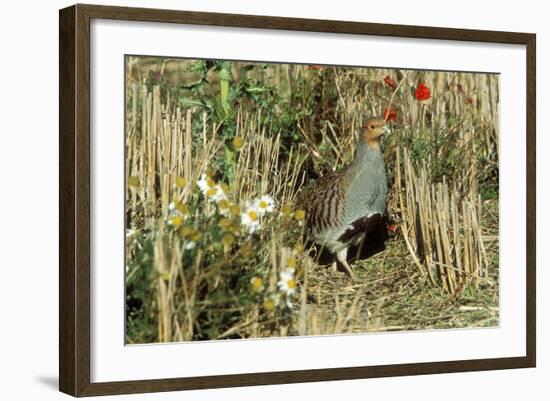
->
[410,133,431,162]
[479,181,499,201]
[126,235,158,344]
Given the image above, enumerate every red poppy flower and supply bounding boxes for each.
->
[308,65,324,70]
[383,75,398,89]
[415,82,431,101]
[387,223,400,234]
[383,107,398,122]
[465,96,474,105]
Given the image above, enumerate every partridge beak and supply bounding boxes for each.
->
[383,125,390,135]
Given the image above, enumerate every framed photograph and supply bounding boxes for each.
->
[59,4,536,397]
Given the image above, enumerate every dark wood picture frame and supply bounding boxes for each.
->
[59,3,536,397]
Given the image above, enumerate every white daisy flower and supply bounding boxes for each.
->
[278,268,297,297]
[183,241,196,250]
[198,174,229,204]
[167,215,184,227]
[284,297,294,309]
[126,229,137,239]
[250,276,264,292]
[197,174,210,194]
[241,206,261,234]
[210,185,228,203]
[255,195,275,215]
[263,293,280,311]
[217,198,231,216]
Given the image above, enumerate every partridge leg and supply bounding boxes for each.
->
[336,248,357,281]
[331,261,338,273]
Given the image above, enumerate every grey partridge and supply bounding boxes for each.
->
[304,117,389,280]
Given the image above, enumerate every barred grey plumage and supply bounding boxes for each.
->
[304,117,388,280]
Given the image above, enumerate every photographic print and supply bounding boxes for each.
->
[124,56,499,344]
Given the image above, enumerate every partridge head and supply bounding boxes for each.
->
[362,117,388,150]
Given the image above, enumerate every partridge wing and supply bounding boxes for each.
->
[302,170,350,237]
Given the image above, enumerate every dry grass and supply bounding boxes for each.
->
[395,148,489,296]
[302,198,499,333]
[125,57,500,343]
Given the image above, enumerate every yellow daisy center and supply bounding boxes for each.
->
[232,136,244,150]
[281,204,293,216]
[247,210,258,221]
[294,209,306,221]
[176,203,189,214]
[220,183,230,193]
[294,243,304,253]
[175,176,186,189]
[218,218,231,229]
[251,277,263,292]
[258,200,268,209]
[287,279,296,289]
[263,298,275,311]
[178,226,194,237]
[170,216,183,227]
[229,223,240,234]
[222,233,235,247]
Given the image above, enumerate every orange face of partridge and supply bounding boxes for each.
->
[362,118,387,150]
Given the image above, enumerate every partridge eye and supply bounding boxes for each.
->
[370,124,375,129]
